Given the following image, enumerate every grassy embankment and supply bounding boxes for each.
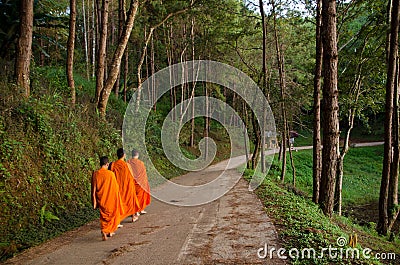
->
[0,66,232,262]
[245,138,399,264]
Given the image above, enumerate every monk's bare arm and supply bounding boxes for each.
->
[91,172,97,209]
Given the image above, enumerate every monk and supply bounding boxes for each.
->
[127,150,151,215]
[109,148,140,222]
[91,156,124,241]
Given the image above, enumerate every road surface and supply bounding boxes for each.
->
[5,154,285,265]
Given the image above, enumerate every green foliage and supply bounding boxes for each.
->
[245,167,398,265]
[0,68,122,261]
[257,145,400,264]
[40,204,60,225]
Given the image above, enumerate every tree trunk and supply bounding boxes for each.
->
[272,0,288,183]
[67,0,77,105]
[378,0,399,235]
[82,0,90,79]
[319,0,340,218]
[15,0,34,97]
[123,51,128,103]
[251,111,261,170]
[190,17,195,148]
[388,57,399,231]
[92,0,96,78]
[113,0,126,98]
[95,0,109,104]
[204,82,209,160]
[151,33,156,111]
[313,0,323,204]
[259,0,267,173]
[98,0,140,117]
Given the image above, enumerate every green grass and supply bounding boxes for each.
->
[280,145,388,207]
[247,145,400,264]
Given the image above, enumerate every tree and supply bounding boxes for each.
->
[95,0,110,104]
[377,0,400,235]
[97,0,140,117]
[15,0,34,97]
[67,0,77,105]
[313,0,323,204]
[319,0,340,218]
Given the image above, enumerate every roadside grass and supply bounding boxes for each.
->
[244,145,400,264]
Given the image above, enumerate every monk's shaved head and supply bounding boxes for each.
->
[117,148,125,159]
[132,149,139,158]
[100,156,109,166]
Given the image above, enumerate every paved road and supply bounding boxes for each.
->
[5,155,285,265]
[5,142,383,265]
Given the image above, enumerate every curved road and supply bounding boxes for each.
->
[5,154,285,265]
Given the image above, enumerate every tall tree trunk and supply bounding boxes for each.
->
[388,58,400,231]
[259,0,267,173]
[319,0,340,218]
[92,0,96,78]
[204,82,209,160]
[67,0,77,105]
[83,0,90,79]
[15,0,34,97]
[113,0,126,98]
[272,0,288,183]
[378,0,399,235]
[151,33,156,110]
[95,0,109,104]
[190,17,195,148]
[123,51,128,103]
[98,0,139,117]
[313,0,323,204]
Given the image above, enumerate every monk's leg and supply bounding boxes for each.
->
[102,232,108,241]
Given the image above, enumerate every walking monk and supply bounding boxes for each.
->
[110,148,140,222]
[127,150,151,214]
[91,156,123,241]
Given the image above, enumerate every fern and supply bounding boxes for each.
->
[40,204,60,225]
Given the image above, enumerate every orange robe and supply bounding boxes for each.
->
[92,168,124,234]
[127,158,151,212]
[110,159,140,218]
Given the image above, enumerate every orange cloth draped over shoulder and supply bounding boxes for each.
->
[127,158,151,212]
[110,159,140,218]
[92,168,124,234]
